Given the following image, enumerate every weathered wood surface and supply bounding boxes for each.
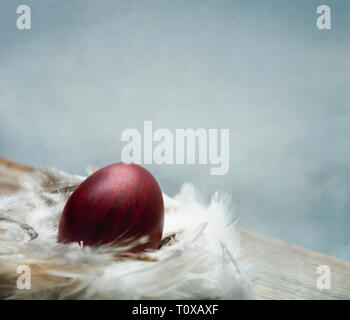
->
[240,229,350,299]
[0,157,349,300]
[0,158,33,193]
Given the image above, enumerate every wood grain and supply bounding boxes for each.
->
[240,228,350,299]
[0,157,349,300]
[0,158,33,194]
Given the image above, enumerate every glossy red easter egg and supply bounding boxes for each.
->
[58,163,164,252]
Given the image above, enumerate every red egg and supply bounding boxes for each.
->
[58,163,164,252]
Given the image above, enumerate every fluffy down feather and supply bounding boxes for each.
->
[0,166,253,299]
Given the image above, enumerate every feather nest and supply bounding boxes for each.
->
[0,166,253,299]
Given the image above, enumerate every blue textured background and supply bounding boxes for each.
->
[0,1,349,260]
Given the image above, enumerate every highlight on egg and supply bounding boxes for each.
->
[58,162,164,252]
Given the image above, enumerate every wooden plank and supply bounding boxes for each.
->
[240,228,350,299]
[0,158,33,194]
[0,157,349,299]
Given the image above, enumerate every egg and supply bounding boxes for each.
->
[58,162,164,252]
